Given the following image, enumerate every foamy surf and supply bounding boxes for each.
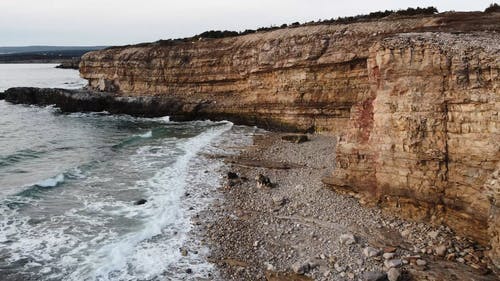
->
[34,173,65,188]
[67,122,233,281]
[0,113,254,281]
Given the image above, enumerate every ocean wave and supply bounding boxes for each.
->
[0,149,45,168]
[14,167,87,199]
[137,130,152,138]
[67,122,234,280]
[34,174,65,188]
[0,120,253,281]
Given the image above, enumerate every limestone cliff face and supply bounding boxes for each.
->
[80,12,500,265]
[80,16,447,133]
[329,33,499,250]
[335,33,500,269]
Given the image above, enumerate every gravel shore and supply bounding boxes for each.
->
[197,132,498,281]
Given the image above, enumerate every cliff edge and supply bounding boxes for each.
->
[79,11,500,268]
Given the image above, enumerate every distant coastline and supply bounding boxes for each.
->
[0,46,106,68]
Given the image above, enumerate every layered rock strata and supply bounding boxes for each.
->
[327,33,499,259]
[79,12,499,134]
[16,12,500,266]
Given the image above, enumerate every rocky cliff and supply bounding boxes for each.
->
[79,12,500,267]
[326,32,499,266]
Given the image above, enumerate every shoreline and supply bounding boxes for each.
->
[201,132,499,281]
[1,88,498,280]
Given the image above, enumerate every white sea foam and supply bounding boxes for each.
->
[65,122,233,280]
[138,130,153,138]
[0,119,254,281]
[35,173,65,187]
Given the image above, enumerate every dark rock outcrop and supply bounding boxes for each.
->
[55,59,80,70]
[3,87,310,131]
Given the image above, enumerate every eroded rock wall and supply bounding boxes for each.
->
[79,13,500,265]
[329,33,499,263]
[80,17,447,133]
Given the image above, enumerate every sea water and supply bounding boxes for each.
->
[0,64,254,280]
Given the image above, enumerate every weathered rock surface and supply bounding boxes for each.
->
[80,12,499,268]
[327,32,500,267]
[80,12,499,134]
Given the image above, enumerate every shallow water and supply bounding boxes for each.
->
[0,64,254,280]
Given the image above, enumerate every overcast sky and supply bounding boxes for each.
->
[0,0,494,46]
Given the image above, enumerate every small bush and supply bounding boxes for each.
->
[240,29,256,35]
[195,30,239,39]
[485,3,500,12]
[109,6,440,49]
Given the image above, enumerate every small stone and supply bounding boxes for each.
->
[400,229,411,237]
[383,253,395,260]
[363,271,386,281]
[256,174,273,188]
[253,240,259,247]
[434,244,447,256]
[227,172,239,179]
[328,256,337,265]
[340,233,356,245]
[384,259,402,269]
[185,268,193,274]
[334,262,346,272]
[363,247,380,258]
[457,257,465,263]
[292,261,310,274]
[387,268,401,281]
[446,253,457,261]
[281,134,309,143]
[265,262,275,271]
[272,195,289,206]
[347,272,355,279]
[428,230,439,239]
[180,248,188,256]
[384,246,397,253]
[416,259,427,266]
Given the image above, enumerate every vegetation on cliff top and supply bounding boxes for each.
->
[104,3,500,51]
[106,6,440,50]
[485,3,500,12]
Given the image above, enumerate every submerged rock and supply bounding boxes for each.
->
[134,199,147,205]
